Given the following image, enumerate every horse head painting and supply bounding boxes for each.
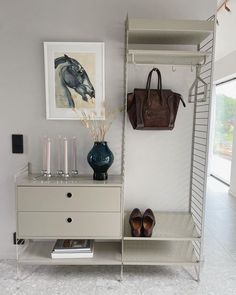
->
[55,54,95,108]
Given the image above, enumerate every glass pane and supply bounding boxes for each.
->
[211,79,236,184]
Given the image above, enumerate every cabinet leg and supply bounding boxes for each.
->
[194,264,200,282]
[16,263,38,281]
[119,265,124,282]
[182,264,200,281]
[16,263,20,282]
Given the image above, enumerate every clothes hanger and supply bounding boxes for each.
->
[188,65,208,103]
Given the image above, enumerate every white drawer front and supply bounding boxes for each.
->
[17,187,120,212]
[18,212,121,238]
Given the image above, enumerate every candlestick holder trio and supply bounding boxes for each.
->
[42,136,79,178]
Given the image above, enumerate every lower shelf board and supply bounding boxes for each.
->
[17,241,122,265]
[123,240,198,266]
[17,240,198,266]
[124,211,200,241]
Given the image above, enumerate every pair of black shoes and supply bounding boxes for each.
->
[129,208,156,237]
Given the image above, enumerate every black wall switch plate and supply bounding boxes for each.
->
[12,134,23,154]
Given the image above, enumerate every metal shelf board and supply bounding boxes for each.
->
[128,18,214,45]
[17,241,122,265]
[16,174,123,187]
[124,212,200,241]
[123,240,198,265]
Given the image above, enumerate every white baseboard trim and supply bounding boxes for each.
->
[229,189,236,198]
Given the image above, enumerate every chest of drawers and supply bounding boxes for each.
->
[16,175,123,239]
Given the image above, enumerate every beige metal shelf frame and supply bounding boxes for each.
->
[123,16,215,281]
[15,17,215,283]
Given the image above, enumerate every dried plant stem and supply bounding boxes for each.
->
[78,104,123,142]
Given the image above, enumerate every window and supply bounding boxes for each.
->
[211,78,236,184]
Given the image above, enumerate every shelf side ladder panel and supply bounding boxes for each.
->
[189,23,215,266]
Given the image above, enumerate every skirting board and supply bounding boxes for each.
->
[229,189,236,198]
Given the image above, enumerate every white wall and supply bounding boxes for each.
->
[0,0,216,258]
[215,0,236,61]
[214,50,236,82]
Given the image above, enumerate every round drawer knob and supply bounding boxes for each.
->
[67,217,72,223]
[67,192,72,198]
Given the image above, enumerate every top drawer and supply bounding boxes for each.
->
[17,186,121,212]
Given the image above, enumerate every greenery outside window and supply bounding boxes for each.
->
[211,78,236,184]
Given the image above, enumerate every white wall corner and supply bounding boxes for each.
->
[214,50,236,83]
[229,188,236,198]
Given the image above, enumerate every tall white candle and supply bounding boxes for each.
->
[46,138,51,174]
[57,135,62,171]
[72,137,77,171]
[64,138,68,174]
[42,136,47,171]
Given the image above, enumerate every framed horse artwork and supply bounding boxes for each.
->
[44,42,105,120]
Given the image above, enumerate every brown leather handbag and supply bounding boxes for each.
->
[127,68,186,130]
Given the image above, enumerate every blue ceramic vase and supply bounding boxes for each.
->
[87,141,114,180]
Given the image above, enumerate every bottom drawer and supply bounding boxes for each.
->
[18,212,121,238]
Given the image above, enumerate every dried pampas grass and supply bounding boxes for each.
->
[77,106,122,142]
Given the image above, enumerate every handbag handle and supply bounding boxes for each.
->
[146,68,162,90]
[146,68,163,105]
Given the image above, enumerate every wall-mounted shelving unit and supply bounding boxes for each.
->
[123,17,215,281]
[15,17,215,282]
